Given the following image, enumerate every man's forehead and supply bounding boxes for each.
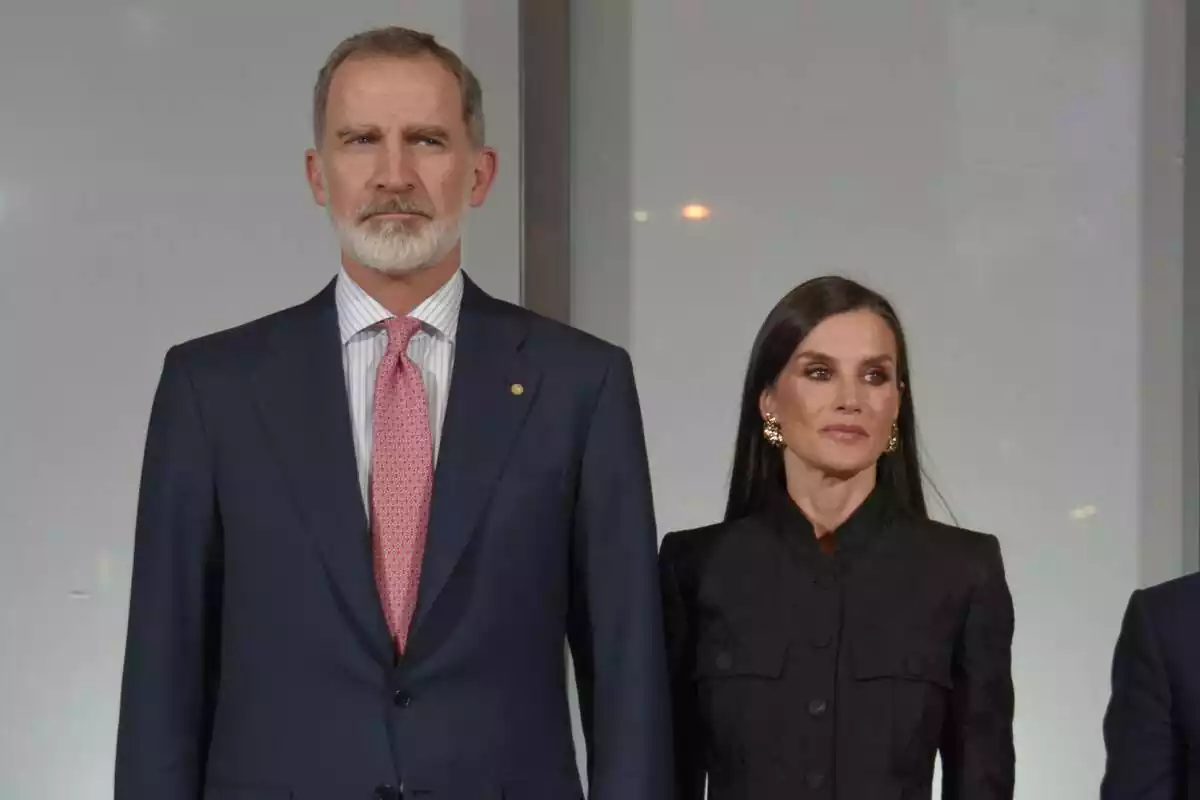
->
[329,55,458,108]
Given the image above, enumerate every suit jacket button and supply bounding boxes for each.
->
[808,698,828,717]
[715,651,733,671]
[394,690,412,708]
[374,785,400,800]
[805,769,825,789]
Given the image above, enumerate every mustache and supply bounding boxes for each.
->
[358,196,432,221]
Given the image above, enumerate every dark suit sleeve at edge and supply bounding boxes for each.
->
[115,346,223,800]
[939,534,1015,800]
[659,534,705,800]
[566,347,673,800]
[1100,588,1183,799]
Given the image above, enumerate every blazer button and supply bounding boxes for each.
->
[805,769,825,789]
[393,690,413,708]
[715,651,733,671]
[807,698,828,717]
[374,784,401,800]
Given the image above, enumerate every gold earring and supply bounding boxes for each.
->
[885,421,899,454]
[762,414,785,448]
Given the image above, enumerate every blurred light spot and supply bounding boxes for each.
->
[1069,505,1097,521]
[68,591,92,601]
[681,204,711,221]
[632,210,649,223]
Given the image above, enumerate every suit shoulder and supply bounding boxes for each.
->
[660,517,756,573]
[661,521,724,557]
[168,299,301,363]
[1127,573,1200,671]
[490,296,627,366]
[1137,571,1200,617]
[916,518,1001,550]
[910,518,1005,578]
[167,288,326,374]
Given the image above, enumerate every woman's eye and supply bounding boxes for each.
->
[805,366,831,381]
[865,369,892,385]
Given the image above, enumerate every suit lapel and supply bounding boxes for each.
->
[411,277,541,634]
[250,281,392,663]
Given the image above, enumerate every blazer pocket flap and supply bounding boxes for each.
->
[852,640,953,688]
[694,635,788,679]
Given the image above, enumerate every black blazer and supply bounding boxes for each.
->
[659,488,1015,800]
[1101,572,1200,799]
[115,275,671,800]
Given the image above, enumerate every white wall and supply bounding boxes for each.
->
[0,3,523,796]
[572,1,1190,797]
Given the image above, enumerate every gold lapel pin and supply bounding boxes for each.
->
[510,383,525,396]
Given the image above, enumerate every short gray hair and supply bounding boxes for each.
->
[313,26,485,148]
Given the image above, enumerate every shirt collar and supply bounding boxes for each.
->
[334,266,464,345]
[764,480,894,560]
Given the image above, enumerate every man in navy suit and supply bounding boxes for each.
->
[1101,571,1200,798]
[115,26,670,800]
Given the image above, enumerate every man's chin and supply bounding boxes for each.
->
[338,230,438,275]
[334,215,462,278]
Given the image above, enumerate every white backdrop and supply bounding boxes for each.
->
[571,0,1192,797]
[1,1,1193,798]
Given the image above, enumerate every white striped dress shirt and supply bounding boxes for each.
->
[335,267,463,511]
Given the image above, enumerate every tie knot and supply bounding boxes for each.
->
[383,316,423,354]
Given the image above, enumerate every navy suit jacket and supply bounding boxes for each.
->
[1101,572,1200,799]
[115,275,671,800]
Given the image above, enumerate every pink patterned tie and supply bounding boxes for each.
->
[370,316,433,655]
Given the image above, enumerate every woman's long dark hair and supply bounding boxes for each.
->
[725,276,928,521]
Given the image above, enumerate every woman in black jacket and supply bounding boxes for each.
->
[660,276,1015,800]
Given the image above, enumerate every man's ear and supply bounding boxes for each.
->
[305,148,329,207]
